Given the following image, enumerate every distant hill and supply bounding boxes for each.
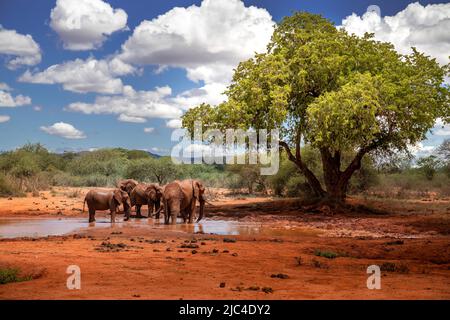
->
[57,148,161,159]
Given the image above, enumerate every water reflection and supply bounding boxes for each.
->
[0,217,319,239]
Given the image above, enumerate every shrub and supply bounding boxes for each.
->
[0,174,23,197]
[0,268,32,284]
[314,249,339,259]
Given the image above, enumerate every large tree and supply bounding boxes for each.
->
[182,12,449,203]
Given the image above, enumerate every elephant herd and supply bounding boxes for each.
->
[83,179,206,224]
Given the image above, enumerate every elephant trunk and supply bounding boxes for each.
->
[196,198,205,222]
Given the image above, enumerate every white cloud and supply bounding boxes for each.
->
[0,115,10,123]
[50,0,128,50]
[341,2,450,65]
[118,114,147,123]
[166,119,182,129]
[0,83,12,91]
[33,105,42,112]
[0,84,32,107]
[66,85,182,120]
[40,122,86,139]
[434,118,450,136]
[117,0,274,112]
[408,142,436,159]
[143,127,155,133]
[18,57,135,94]
[0,26,41,69]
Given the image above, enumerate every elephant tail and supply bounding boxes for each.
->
[82,198,86,213]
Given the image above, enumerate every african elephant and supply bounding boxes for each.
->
[130,183,163,218]
[156,179,206,224]
[117,179,139,196]
[177,179,206,223]
[83,189,131,223]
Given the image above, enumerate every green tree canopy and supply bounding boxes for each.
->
[182,12,449,202]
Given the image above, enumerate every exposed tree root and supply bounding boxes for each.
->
[300,197,390,216]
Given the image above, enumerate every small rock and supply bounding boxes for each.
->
[219,282,226,288]
[223,238,236,243]
[262,287,273,294]
[270,273,289,279]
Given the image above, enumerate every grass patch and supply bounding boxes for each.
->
[380,262,409,274]
[0,268,33,284]
[314,249,340,259]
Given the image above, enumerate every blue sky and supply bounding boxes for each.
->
[0,0,449,155]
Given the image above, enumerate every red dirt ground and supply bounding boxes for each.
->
[0,187,449,299]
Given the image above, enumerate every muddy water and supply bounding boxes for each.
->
[0,217,320,239]
[0,218,111,238]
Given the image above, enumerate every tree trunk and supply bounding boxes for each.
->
[320,148,365,203]
[279,141,326,198]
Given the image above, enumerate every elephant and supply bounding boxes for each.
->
[156,179,206,224]
[130,183,163,218]
[117,179,139,196]
[83,189,132,223]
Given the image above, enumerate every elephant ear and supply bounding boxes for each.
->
[113,189,123,204]
[144,185,156,198]
[126,183,135,194]
[193,180,204,199]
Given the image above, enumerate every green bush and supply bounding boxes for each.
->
[0,268,32,284]
[0,174,23,197]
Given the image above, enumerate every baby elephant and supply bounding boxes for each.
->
[83,189,132,223]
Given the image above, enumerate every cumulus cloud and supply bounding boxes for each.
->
[118,114,147,123]
[408,142,436,158]
[0,83,12,91]
[65,85,182,121]
[0,115,10,123]
[50,0,128,50]
[40,122,86,139]
[434,118,450,136]
[340,2,450,65]
[143,127,155,133]
[0,83,32,107]
[117,0,274,111]
[0,26,41,69]
[166,119,182,129]
[18,57,136,94]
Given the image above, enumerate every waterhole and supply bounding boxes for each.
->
[0,217,320,239]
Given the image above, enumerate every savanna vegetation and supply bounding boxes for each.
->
[0,13,448,203]
[1,140,449,201]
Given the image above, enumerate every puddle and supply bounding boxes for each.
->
[141,219,321,237]
[0,217,320,239]
[0,218,112,239]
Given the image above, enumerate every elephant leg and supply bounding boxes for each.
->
[147,202,154,218]
[88,208,96,223]
[188,200,196,224]
[110,209,116,223]
[136,205,143,218]
[164,199,170,224]
[124,208,130,221]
